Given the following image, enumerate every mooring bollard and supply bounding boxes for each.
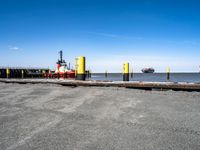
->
[166,67,170,80]
[76,56,86,80]
[6,68,10,78]
[123,62,129,81]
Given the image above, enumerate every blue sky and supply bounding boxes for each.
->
[0,0,200,72]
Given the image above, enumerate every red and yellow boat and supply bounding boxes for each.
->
[45,50,76,79]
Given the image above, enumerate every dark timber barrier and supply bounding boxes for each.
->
[0,67,49,78]
[0,79,200,91]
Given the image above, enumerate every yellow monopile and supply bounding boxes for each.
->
[76,56,86,80]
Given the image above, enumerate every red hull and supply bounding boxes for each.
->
[53,70,75,78]
[43,70,75,79]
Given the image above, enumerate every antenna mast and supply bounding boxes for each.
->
[59,50,63,62]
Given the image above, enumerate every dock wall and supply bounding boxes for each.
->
[0,79,200,91]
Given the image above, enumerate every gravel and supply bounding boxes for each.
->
[0,83,200,150]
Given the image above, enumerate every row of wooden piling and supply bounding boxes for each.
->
[0,68,48,78]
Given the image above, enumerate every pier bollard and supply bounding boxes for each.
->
[76,56,86,80]
[123,62,129,81]
[166,67,170,80]
[6,68,10,78]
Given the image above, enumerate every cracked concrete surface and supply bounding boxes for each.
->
[0,83,200,150]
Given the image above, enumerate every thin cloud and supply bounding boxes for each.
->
[88,32,119,38]
[88,31,143,40]
[183,40,198,46]
[8,46,21,50]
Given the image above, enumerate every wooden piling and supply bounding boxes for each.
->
[166,67,170,80]
[131,68,133,78]
[105,70,108,78]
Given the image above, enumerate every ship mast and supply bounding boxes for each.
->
[57,50,66,65]
[59,50,63,63]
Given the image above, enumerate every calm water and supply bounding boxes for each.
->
[91,73,200,83]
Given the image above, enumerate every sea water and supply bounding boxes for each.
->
[91,73,200,83]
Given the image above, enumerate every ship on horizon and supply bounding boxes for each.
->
[142,68,155,73]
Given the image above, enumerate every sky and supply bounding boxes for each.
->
[0,0,200,72]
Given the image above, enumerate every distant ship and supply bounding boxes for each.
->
[142,68,155,73]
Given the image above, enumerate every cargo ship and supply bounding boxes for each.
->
[142,68,155,73]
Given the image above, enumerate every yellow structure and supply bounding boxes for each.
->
[166,67,170,80]
[21,70,24,78]
[42,70,46,74]
[166,67,170,73]
[6,68,10,78]
[123,62,129,81]
[76,56,86,80]
[123,62,129,74]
